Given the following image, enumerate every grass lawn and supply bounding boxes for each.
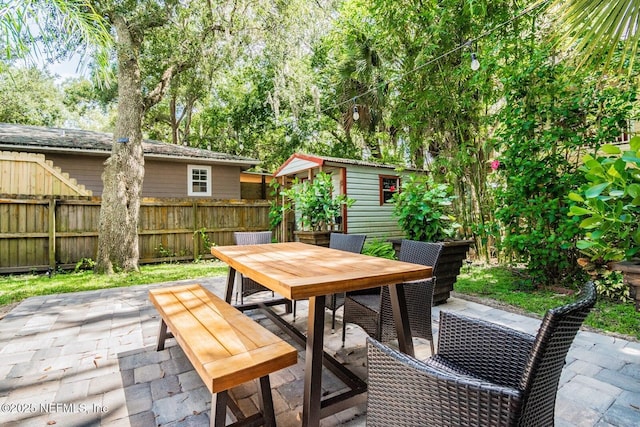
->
[0,260,228,309]
[1,261,637,341]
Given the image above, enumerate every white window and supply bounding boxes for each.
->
[188,165,212,196]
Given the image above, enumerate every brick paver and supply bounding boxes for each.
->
[0,276,638,426]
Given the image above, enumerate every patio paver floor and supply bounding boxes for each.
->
[0,276,638,426]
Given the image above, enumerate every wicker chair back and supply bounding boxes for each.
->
[365,281,597,427]
[233,231,273,301]
[329,233,366,254]
[343,240,443,352]
[234,231,272,245]
[398,239,443,270]
[517,282,597,426]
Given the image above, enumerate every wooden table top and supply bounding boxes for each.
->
[211,242,432,300]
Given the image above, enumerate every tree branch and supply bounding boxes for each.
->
[143,62,189,111]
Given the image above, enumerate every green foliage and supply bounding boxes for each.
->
[0,67,64,126]
[281,172,354,231]
[568,137,640,262]
[392,174,459,242]
[268,180,285,231]
[492,51,636,286]
[193,228,214,259]
[592,269,630,303]
[155,243,176,259]
[362,239,396,260]
[74,257,95,273]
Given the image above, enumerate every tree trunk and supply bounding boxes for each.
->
[170,95,179,145]
[96,17,145,274]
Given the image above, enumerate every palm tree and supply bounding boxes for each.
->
[548,0,640,72]
[1,0,111,69]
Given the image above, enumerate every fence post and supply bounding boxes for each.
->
[193,200,199,261]
[49,198,56,270]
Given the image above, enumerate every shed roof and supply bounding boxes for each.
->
[274,153,423,177]
[0,123,259,168]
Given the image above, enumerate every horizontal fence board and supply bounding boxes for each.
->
[0,197,270,272]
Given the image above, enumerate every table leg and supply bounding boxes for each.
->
[388,283,415,357]
[302,295,326,427]
[224,267,236,304]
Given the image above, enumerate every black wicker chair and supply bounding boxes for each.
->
[233,231,274,304]
[292,233,366,330]
[326,233,366,330]
[366,281,597,427]
[342,240,443,353]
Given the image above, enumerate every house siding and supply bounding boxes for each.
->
[46,154,105,195]
[211,165,241,199]
[345,165,405,239]
[46,154,242,199]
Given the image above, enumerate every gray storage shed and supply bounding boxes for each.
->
[274,153,424,239]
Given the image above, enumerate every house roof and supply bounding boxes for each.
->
[274,152,423,177]
[0,123,259,168]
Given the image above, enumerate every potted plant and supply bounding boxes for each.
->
[390,174,473,304]
[568,136,640,310]
[281,172,354,247]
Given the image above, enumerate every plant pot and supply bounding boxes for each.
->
[389,238,474,305]
[294,230,331,247]
[611,261,640,312]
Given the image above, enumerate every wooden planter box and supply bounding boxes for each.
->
[390,238,474,305]
[612,261,640,312]
[294,230,332,247]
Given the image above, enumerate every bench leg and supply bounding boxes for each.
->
[257,376,276,427]
[156,319,168,351]
[209,378,276,427]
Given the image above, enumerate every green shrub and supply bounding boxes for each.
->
[592,269,630,303]
[392,174,459,242]
[362,239,396,259]
[568,137,640,263]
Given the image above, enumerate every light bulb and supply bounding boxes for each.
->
[353,106,360,121]
[470,53,480,71]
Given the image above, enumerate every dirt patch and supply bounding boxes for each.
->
[0,302,19,320]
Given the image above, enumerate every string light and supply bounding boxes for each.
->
[320,0,550,114]
[352,105,360,121]
[470,52,480,71]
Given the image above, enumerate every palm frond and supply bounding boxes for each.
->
[549,0,640,72]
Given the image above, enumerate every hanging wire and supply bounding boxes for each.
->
[320,0,550,113]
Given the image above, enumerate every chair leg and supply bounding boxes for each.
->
[341,314,347,346]
[293,300,297,321]
[331,305,337,333]
[234,273,239,305]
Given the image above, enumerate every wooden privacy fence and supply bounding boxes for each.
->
[0,197,270,273]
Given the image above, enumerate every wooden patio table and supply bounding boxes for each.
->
[211,242,432,427]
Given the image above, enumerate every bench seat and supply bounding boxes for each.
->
[149,283,298,426]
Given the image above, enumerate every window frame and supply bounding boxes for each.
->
[187,165,212,197]
[379,175,400,205]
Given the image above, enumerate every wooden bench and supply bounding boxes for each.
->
[149,284,298,427]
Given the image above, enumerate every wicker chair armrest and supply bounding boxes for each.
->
[436,311,535,388]
[367,337,522,427]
